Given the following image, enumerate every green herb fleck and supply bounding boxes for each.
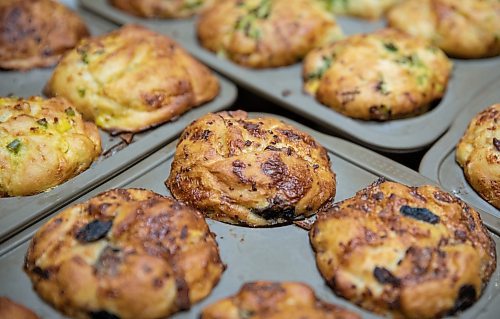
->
[307,56,333,80]
[6,139,21,154]
[184,0,203,9]
[65,107,76,117]
[80,50,89,64]
[78,88,86,98]
[383,42,398,52]
[376,79,390,95]
[37,118,48,128]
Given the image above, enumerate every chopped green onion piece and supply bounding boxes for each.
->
[6,139,21,154]
[65,107,76,116]
[78,88,86,97]
[383,42,398,52]
[37,118,48,128]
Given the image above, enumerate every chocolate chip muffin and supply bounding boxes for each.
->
[197,0,343,68]
[0,96,101,197]
[109,0,216,18]
[0,297,39,319]
[44,24,219,133]
[310,179,496,318]
[319,0,402,20]
[166,111,336,227]
[0,0,89,70]
[24,188,224,319]
[456,103,500,209]
[201,281,360,319]
[387,0,500,59]
[303,28,452,121]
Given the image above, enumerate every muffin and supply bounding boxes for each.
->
[109,0,216,18]
[303,28,452,120]
[387,0,500,59]
[310,179,497,318]
[44,24,219,133]
[456,103,500,209]
[24,188,224,319]
[201,281,360,319]
[0,96,101,197]
[0,0,89,70]
[197,0,343,68]
[166,110,336,226]
[0,297,39,319]
[320,0,402,20]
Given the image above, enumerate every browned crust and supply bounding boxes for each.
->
[109,0,216,18]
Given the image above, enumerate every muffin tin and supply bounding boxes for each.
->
[81,0,500,153]
[0,113,499,319]
[0,8,238,242]
[420,77,500,223]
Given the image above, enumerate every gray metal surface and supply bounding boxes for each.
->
[0,113,499,319]
[420,77,500,220]
[81,0,500,153]
[0,8,238,242]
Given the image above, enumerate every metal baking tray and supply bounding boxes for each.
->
[0,113,499,319]
[0,8,238,242]
[80,0,500,153]
[420,77,500,220]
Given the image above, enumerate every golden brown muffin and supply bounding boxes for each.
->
[456,104,500,209]
[387,0,500,59]
[0,0,89,70]
[166,110,336,227]
[310,179,497,319]
[24,188,224,319]
[0,297,39,319]
[0,96,101,197]
[109,0,216,18]
[303,28,452,121]
[44,24,220,133]
[319,0,402,20]
[197,0,343,68]
[201,281,361,319]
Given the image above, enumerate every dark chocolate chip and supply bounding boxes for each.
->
[493,138,500,152]
[89,310,121,319]
[373,267,400,287]
[32,266,50,279]
[400,206,440,224]
[76,220,112,243]
[450,285,476,314]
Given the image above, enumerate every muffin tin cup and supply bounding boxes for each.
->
[420,77,500,223]
[0,8,238,243]
[0,113,498,319]
[81,0,500,153]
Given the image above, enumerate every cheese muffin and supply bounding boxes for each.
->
[0,96,101,197]
[320,0,402,20]
[109,0,216,18]
[24,188,224,319]
[197,0,343,68]
[387,0,500,59]
[166,110,336,226]
[0,0,89,70]
[44,24,219,133]
[310,179,497,318]
[201,281,360,319]
[0,298,39,319]
[303,28,452,120]
[456,103,500,209]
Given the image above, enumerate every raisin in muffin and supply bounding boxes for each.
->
[0,298,39,319]
[0,0,89,70]
[303,28,452,120]
[456,103,500,209]
[44,24,219,133]
[166,111,336,227]
[197,0,343,68]
[0,96,101,197]
[109,0,216,18]
[201,281,360,319]
[310,179,496,318]
[24,188,224,319]
[387,0,500,59]
[320,0,402,20]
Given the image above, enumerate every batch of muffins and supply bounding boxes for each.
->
[0,0,499,318]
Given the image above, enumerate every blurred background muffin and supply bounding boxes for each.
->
[109,0,216,19]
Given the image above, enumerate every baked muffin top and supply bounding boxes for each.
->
[310,179,496,318]
[44,24,219,133]
[303,28,452,120]
[0,96,101,197]
[197,0,343,68]
[166,110,336,226]
[24,188,224,319]
[456,103,500,209]
[320,0,403,20]
[0,0,89,70]
[109,0,216,18]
